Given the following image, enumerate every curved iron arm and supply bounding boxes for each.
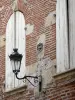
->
[15,73,42,92]
[26,77,38,87]
[15,73,38,80]
[15,73,38,87]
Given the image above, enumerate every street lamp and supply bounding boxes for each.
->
[9,48,42,92]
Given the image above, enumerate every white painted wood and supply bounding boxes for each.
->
[68,0,75,68]
[16,11,26,87]
[6,11,26,91]
[6,13,15,91]
[56,0,69,73]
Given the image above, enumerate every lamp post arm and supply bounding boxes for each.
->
[26,77,38,87]
[25,75,38,79]
[15,73,39,87]
[15,73,38,80]
[15,73,42,91]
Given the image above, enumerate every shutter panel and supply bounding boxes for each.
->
[6,13,15,91]
[69,0,75,68]
[16,11,26,87]
[6,11,26,91]
[56,0,69,73]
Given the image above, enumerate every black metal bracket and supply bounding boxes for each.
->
[15,73,42,92]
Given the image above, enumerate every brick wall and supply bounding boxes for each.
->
[0,0,75,100]
[0,0,56,80]
[0,0,12,86]
[4,71,75,100]
[18,0,56,65]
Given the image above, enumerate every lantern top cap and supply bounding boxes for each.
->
[13,48,18,52]
[9,48,23,61]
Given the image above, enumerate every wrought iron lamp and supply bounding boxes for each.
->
[9,48,42,92]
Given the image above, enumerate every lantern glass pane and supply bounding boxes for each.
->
[15,61,21,72]
[10,60,21,73]
[10,60,15,72]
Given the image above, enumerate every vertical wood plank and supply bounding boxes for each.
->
[6,13,15,91]
[16,11,26,87]
[56,0,69,73]
[69,0,75,68]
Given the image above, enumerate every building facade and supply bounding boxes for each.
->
[0,0,75,100]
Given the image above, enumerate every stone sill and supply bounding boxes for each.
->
[53,68,75,80]
[4,85,27,97]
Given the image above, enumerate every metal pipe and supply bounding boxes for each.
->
[14,11,16,48]
[66,0,70,69]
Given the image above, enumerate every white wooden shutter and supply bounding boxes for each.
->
[56,0,69,73]
[16,11,26,87]
[68,0,75,68]
[5,11,26,91]
[6,13,15,91]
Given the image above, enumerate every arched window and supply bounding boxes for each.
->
[5,11,26,91]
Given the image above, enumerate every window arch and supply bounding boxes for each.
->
[5,11,26,91]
